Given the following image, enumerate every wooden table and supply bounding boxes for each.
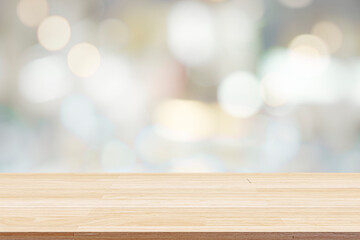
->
[0,173,359,239]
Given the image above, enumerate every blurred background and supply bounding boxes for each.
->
[0,0,360,172]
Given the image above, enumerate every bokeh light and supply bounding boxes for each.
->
[2,0,360,173]
[19,56,72,103]
[260,43,332,105]
[218,71,263,118]
[17,0,48,27]
[67,42,101,78]
[260,72,289,107]
[167,0,215,66]
[153,99,216,141]
[312,21,343,54]
[289,34,328,57]
[37,16,71,51]
[287,43,329,79]
[83,55,132,105]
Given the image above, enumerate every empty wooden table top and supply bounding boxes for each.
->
[0,173,359,239]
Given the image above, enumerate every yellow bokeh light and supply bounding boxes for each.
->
[17,0,48,27]
[289,34,328,56]
[312,21,343,54]
[288,34,330,78]
[37,16,71,51]
[67,43,101,78]
[290,45,321,58]
[153,99,216,141]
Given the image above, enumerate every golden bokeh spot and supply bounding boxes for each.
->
[67,43,101,78]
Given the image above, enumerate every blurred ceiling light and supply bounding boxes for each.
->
[19,56,72,103]
[153,99,216,141]
[312,21,343,54]
[37,16,71,51]
[67,42,101,78]
[278,0,312,9]
[98,19,128,48]
[167,0,215,66]
[17,0,48,27]
[260,72,289,107]
[101,139,136,172]
[218,71,262,118]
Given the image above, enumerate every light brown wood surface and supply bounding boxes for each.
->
[0,173,359,239]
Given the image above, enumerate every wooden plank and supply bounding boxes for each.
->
[0,233,74,240]
[0,173,359,236]
[0,232,358,240]
[73,232,360,240]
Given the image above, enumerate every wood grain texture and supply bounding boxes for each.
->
[0,232,359,240]
[0,173,359,239]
